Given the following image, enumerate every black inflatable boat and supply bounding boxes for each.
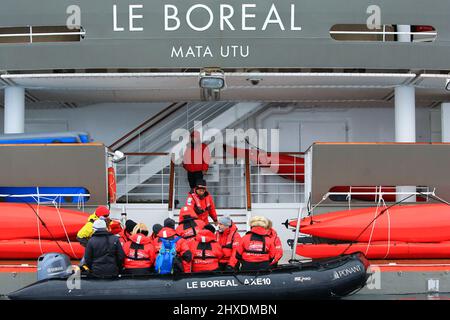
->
[9,253,370,300]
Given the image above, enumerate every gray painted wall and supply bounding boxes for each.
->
[0,0,449,70]
[0,103,168,146]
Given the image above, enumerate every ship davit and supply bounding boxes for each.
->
[289,203,450,259]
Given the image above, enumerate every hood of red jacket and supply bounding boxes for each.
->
[157,227,178,239]
[180,206,199,220]
[195,229,216,243]
[129,233,152,245]
[268,228,278,238]
[250,226,270,236]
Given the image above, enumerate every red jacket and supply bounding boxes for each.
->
[176,219,206,243]
[189,229,223,272]
[123,233,156,270]
[229,227,276,267]
[155,227,192,273]
[185,190,218,224]
[216,223,241,265]
[118,230,132,247]
[183,143,210,172]
[268,228,283,265]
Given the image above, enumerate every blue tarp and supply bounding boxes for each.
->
[0,132,92,144]
[0,187,90,204]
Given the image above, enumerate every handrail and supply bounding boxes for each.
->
[120,151,304,158]
[124,152,170,156]
[168,155,175,211]
[109,102,188,151]
[116,151,305,209]
[245,149,252,211]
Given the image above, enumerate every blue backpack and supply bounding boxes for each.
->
[155,237,180,275]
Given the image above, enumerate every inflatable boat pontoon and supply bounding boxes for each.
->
[8,253,370,300]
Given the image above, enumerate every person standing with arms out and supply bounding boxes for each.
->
[83,219,125,277]
[216,215,241,271]
[183,130,211,189]
[185,179,218,225]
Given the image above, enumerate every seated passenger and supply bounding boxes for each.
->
[176,206,206,243]
[83,219,125,277]
[266,219,283,267]
[154,218,192,274]
[184,179,218,225]
[216,216,241,271]
[189,224,223,273]
[150,224,163,244]
[77,206,111,247]
[119,219,137,246]
[123,223,156,275]
[229,216,276,272]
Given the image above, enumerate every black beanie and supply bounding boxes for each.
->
[125,220,137,234]
[152,224,163,234]
[204,224,216,234]
[195,178,207,187]
[164,218,176,230]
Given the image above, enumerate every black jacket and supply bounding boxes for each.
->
[84,229,125,277]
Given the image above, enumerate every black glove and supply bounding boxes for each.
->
[194,206,205,215]
[225,265,235,272]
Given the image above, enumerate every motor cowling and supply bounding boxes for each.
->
[37,253,72,281]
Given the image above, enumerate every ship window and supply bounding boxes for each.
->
[0,186,90,204]
[0,26,85,44]
[330,24,436,42]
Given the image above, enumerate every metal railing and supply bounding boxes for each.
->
[250,153,305,204]
[114,152,306,208]
[110,102,236,154]
[115,153,172,204]
[173,159,247,210]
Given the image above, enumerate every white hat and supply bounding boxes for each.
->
[249,216,269,229]
[93,219,107,231]
[218,215,232,227]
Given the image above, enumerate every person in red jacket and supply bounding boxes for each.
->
[216,215,241,270]
[189,224,223,273]
[150,224,163,244]
[267,219,283,267]
[185,179,218,225]
[119,219,137,247]
[229,216,276,271]
[155,218,192,273]
[176,206,206,243]
[183,130,211,189]
[123,223,156,275]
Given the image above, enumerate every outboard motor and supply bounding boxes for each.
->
[37,253,72,281]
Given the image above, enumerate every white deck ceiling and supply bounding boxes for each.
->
[0,72,449,108]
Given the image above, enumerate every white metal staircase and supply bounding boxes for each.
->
[114,101,266,202]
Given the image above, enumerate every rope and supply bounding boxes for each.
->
[383,199,391,259]
[36,187,43,255]
[53,198,79,259]
[340,193,416,256]
[364,199,381,256]
[418,191,450,206]
[24,202,73,258]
